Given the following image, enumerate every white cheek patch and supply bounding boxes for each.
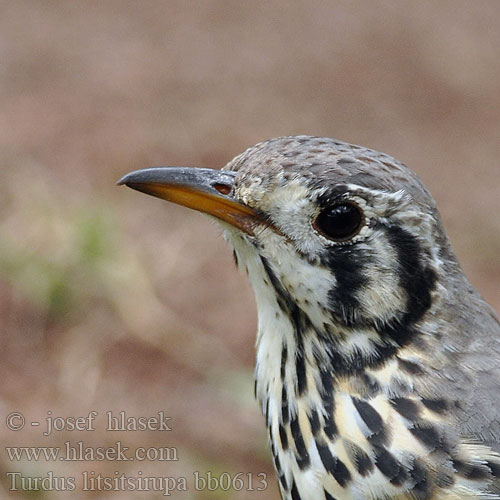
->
[256,179,326,256]
[356,234,407,324]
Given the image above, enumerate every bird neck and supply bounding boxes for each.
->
[251,273,429,499]
[237,241,442,499]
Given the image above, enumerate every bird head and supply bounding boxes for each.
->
[119,136,500,500]
[119,136,446,348]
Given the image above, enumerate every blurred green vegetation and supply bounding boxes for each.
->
[1,207,116,322]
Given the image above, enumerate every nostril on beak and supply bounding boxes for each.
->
[213,183,232,195]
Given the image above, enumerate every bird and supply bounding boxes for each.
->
[119,136,500,500]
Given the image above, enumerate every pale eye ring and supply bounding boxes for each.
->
[313,202,364,241]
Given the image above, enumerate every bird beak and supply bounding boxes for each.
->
[118,167,263,235]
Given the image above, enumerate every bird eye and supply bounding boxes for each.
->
[314,203,364,241]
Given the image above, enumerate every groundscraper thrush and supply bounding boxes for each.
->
[119,136,500,500]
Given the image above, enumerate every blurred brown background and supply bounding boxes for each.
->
[0,1,499,498]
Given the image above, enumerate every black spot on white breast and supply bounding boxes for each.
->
[279,424,289,450]
[421,398,451,414]
[290,480,302,500]
[315,440,351,487]
[290,415,310,469]
[390,397,421,421]
[352,397,389,446]
[319,370,338,439]
[308,408,321,436]
[373,446,408,486]
[344,440,374,476]
[282,386,290,425]
[409,423,444,452]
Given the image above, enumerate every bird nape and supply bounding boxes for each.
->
[119,136,500,500]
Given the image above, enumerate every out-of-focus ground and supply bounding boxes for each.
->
[0,1,499,498]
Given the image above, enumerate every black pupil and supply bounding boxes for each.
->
[316,203,362,240]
